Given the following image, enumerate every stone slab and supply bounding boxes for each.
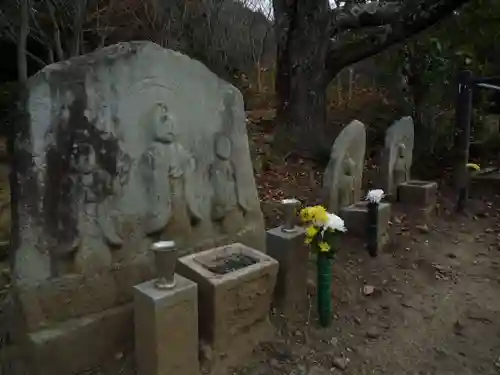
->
[177,243,278,372]
[134,275,199,375]
[380,116,414,196]
[340,201,391,249]
[398,180,438,209]
[323,120,366,213]
[14,40,265,287]
[26,304,133,375]
[266,226,308,318]
[14,253,153,333]
[11,40,267,374]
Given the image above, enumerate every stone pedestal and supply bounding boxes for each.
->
[134,275,199,375]
[398,180,438,214]
[266,226,308,319]
[177,243,278,374]
[340,201,391,249]
[14,254,153,375]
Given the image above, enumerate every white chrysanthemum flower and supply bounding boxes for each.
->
[323,213,347,233]
[366,189,385,204]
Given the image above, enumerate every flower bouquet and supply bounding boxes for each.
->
[300,205,346,327]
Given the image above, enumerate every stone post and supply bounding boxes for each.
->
[266,198,308,319]
[133,241,199,375]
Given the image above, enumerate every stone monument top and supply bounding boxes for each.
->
[322,120,366,213]
[380,116,414,196]
[13,41,264,287]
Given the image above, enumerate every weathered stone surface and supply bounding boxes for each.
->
[12,41,265,374]
[177,243,278,373]
[266,226,308,319]
[26,304,133,375]
[134,276,199,375]
[380,117,415,197]
[15,253,153,332]
[340,201,391,249]
[398,180,438,211]
[14,41,264,287]
[323,120,366,213]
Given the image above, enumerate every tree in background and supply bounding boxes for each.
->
[272,0,475,156]
[388,0,500,161]
[0,0,273,86]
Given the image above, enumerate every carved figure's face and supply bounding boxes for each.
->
[153,104,176,143]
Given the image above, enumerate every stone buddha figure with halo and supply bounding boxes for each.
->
[392,142,409,191]
[338,155,356,209]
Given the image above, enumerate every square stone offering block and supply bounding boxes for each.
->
[177,243,278,372]
[340,201,391,248]
[266,226,308,318]
[398,180,438,210]
[134,275,199,375]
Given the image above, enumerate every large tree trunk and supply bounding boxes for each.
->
[403,43,428,159]
[273,0,332,158]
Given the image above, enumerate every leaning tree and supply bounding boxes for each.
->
[272,0,474,155]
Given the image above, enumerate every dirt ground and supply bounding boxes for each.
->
[234,191,500,375]
[2,121,500,375]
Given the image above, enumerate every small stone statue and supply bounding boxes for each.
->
[338,155,356,208]
[209,134,247,234]
[393,143,409,190]
[141,103,201,241]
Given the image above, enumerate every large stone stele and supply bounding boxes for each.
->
[380,116,415,197]
[11,41,264,375]
[322,120,366,213]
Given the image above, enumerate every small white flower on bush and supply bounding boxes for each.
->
[323,213,347,233]
[365,189,385,204]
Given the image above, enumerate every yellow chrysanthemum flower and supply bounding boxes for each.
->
[301,205,329,225]
[300,207,314,222]
[304,236,313,245]
[466,163,480,172]
[311,205,328,225]
[305,225,319,239]
[318,242,330,252]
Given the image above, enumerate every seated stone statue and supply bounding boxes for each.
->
[393,143,409,190]
[338,156,356,209]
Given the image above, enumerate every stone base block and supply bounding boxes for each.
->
[14,253,154,333]
[340,201,391,249]
[266,226,308,319]
[177,243,278,373]
[398,180,438,211]
[26,304,133,375]
[134,275,199,375]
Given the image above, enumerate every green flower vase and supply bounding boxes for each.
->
[315,232,339,328]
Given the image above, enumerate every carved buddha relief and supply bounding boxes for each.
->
[393,142,409,189]
[338,155,356,209]
[209,134,247,234]
[140,103,201,242]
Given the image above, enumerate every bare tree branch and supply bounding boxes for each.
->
[326,0,471,76]
[329,2,401,35]
[70,0,88,57]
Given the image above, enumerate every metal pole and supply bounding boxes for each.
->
[454,70,474,212]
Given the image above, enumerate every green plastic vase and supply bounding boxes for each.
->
[316,251,332,327]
